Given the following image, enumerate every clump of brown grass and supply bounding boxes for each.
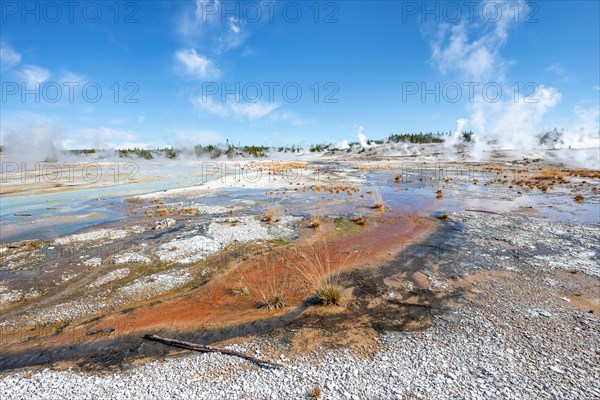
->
[438,214,450,221]
[308,385,322,398]
[315,285,342,306]
[352,164,394,170]
[263,200,282,223]
[394,174,401,183]
[249,256,288,311]
[436,189,443,199]
[264,210,276,223]
[310,210,323,229]
[574,194,585,203]
[371,189,384,210]
[231,282,250,297]
[294,240,350,307]
[256,291,287,310]
[156,207,171,216]
[124,197,143,204]
[350,215,366,225]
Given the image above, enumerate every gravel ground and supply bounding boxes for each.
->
[1,269,598,400]
[1,207,598,399]
[1,169,598,399]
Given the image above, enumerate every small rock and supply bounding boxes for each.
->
[549,366,565,374]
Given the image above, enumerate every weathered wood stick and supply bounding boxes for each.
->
[142,334,284,368]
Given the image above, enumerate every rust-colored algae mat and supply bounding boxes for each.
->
[0,212,436,369]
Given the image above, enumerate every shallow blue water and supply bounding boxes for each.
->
[0,163,216,242]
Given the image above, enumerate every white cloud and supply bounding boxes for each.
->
[58,71,86,84]
[191,96,279,120]
[0,43,21,71]
[175,48,220,80]
[16,65,50,87]
[423,0,570,157]
[427,1,523,82]
[178,0,248,54]
[267,111,314,126]
[593,86,600,91]
[545,63,566,76]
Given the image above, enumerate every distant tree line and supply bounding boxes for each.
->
[40,129,487,161]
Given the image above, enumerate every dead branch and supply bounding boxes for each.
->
[142,334,284,368]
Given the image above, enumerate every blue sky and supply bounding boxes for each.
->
[0,0,598,149]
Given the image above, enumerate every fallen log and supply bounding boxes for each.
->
[142,334,284,368]
[464,209,500,215]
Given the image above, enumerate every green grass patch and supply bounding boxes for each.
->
[334,218,363,233]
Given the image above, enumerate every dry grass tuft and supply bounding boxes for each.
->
[308,385,322,398]
[156,207,170,216]
[232,286,250,297]
[248,256,289,311]
[264,210,276,223]
[263,200,282,223]
[294,240,350,307]
[350,215,367,225]
[438,214,450,221]
[436,189,443,199]
[310,210,323,229]
[574,194,585,203]
[371,189,385,210]
[256,293,287,311]
[315,284,342,306]
[179,207,199,215]
[231,279,250,297]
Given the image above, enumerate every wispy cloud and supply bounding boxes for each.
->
[268,110,315,126]
[191,96,279,120]
[423,0,568,155]
[0,43,21,71]
[58,71,86,84]
[174,48,220,80]
[178,0,249,54]
[16,65,51,86]
[545,63,566,76]
[426,0,524,82]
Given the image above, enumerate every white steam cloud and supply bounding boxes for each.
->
[357,126,369,148]
[426,0,598,165]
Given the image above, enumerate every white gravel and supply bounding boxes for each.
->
[82,257,102,268]
[1,301,597,400]
[88,268,131,288]
[54,227,145,246]
[113,253,151,265]
[156,216,299,264]
[117,270,193,300]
